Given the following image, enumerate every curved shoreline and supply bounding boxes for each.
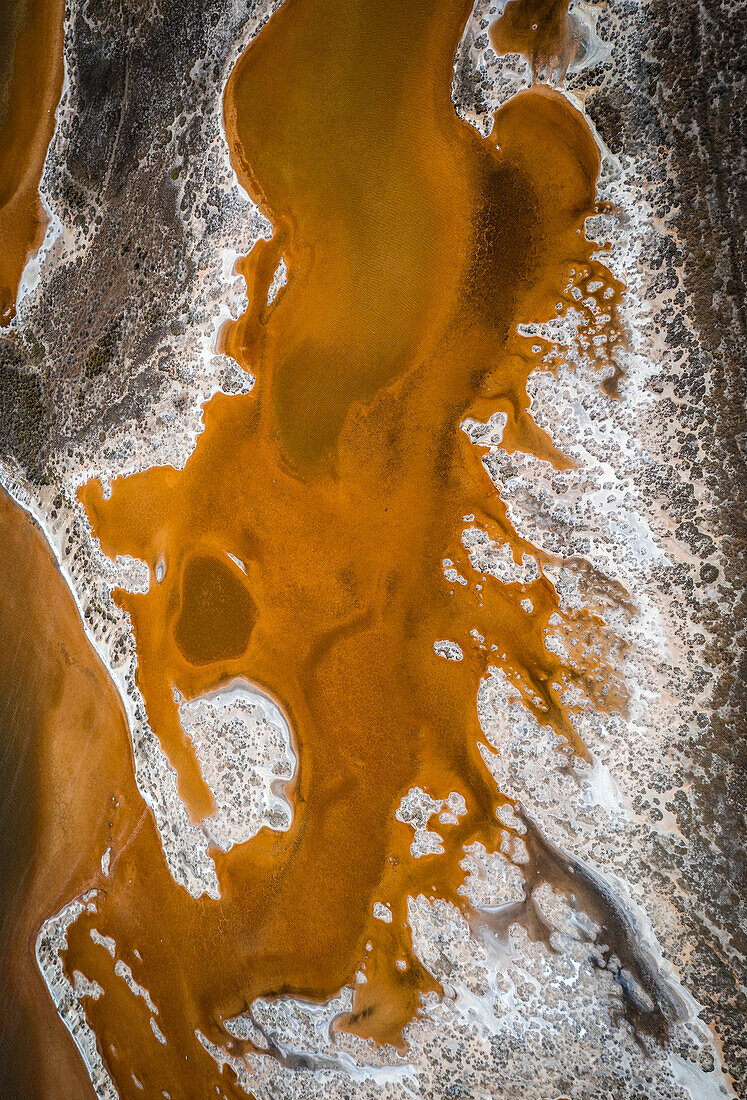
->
[0,0,65,326]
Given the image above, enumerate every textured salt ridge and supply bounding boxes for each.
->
[451,3,740,1095]
[0,0,741,1095]
[36,896,118,1100]
[179,679,296,850]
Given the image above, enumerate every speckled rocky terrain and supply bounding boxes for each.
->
[0,1,744,1097]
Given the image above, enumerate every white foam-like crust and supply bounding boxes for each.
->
[433,638,464,661]
[396,787,468,858]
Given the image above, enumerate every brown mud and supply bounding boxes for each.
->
[0,0,65,326]
[491,0,579,82]
[2,1,660,1097]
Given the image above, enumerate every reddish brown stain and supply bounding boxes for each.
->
[4,1,638,1097]
[491,0,578,81]
[174,553,257,666]
[0,0,65,326]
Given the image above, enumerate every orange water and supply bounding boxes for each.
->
[0,0,65,325]
[7,1,630,1095]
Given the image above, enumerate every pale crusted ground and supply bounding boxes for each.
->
[0,0,744,1097]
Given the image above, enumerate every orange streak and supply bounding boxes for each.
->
[0,0,65,325]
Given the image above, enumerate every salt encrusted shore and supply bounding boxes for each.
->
[0,0,743,1096]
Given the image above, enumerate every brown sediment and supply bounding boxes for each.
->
[0,0,66,326]
[490,0,578,82]
[4,0,654,1096]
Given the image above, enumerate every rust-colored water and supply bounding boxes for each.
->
[4,1,633,1096]
[0,487,135,1099]
[0,0,65,325]
[491,0,577,81]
